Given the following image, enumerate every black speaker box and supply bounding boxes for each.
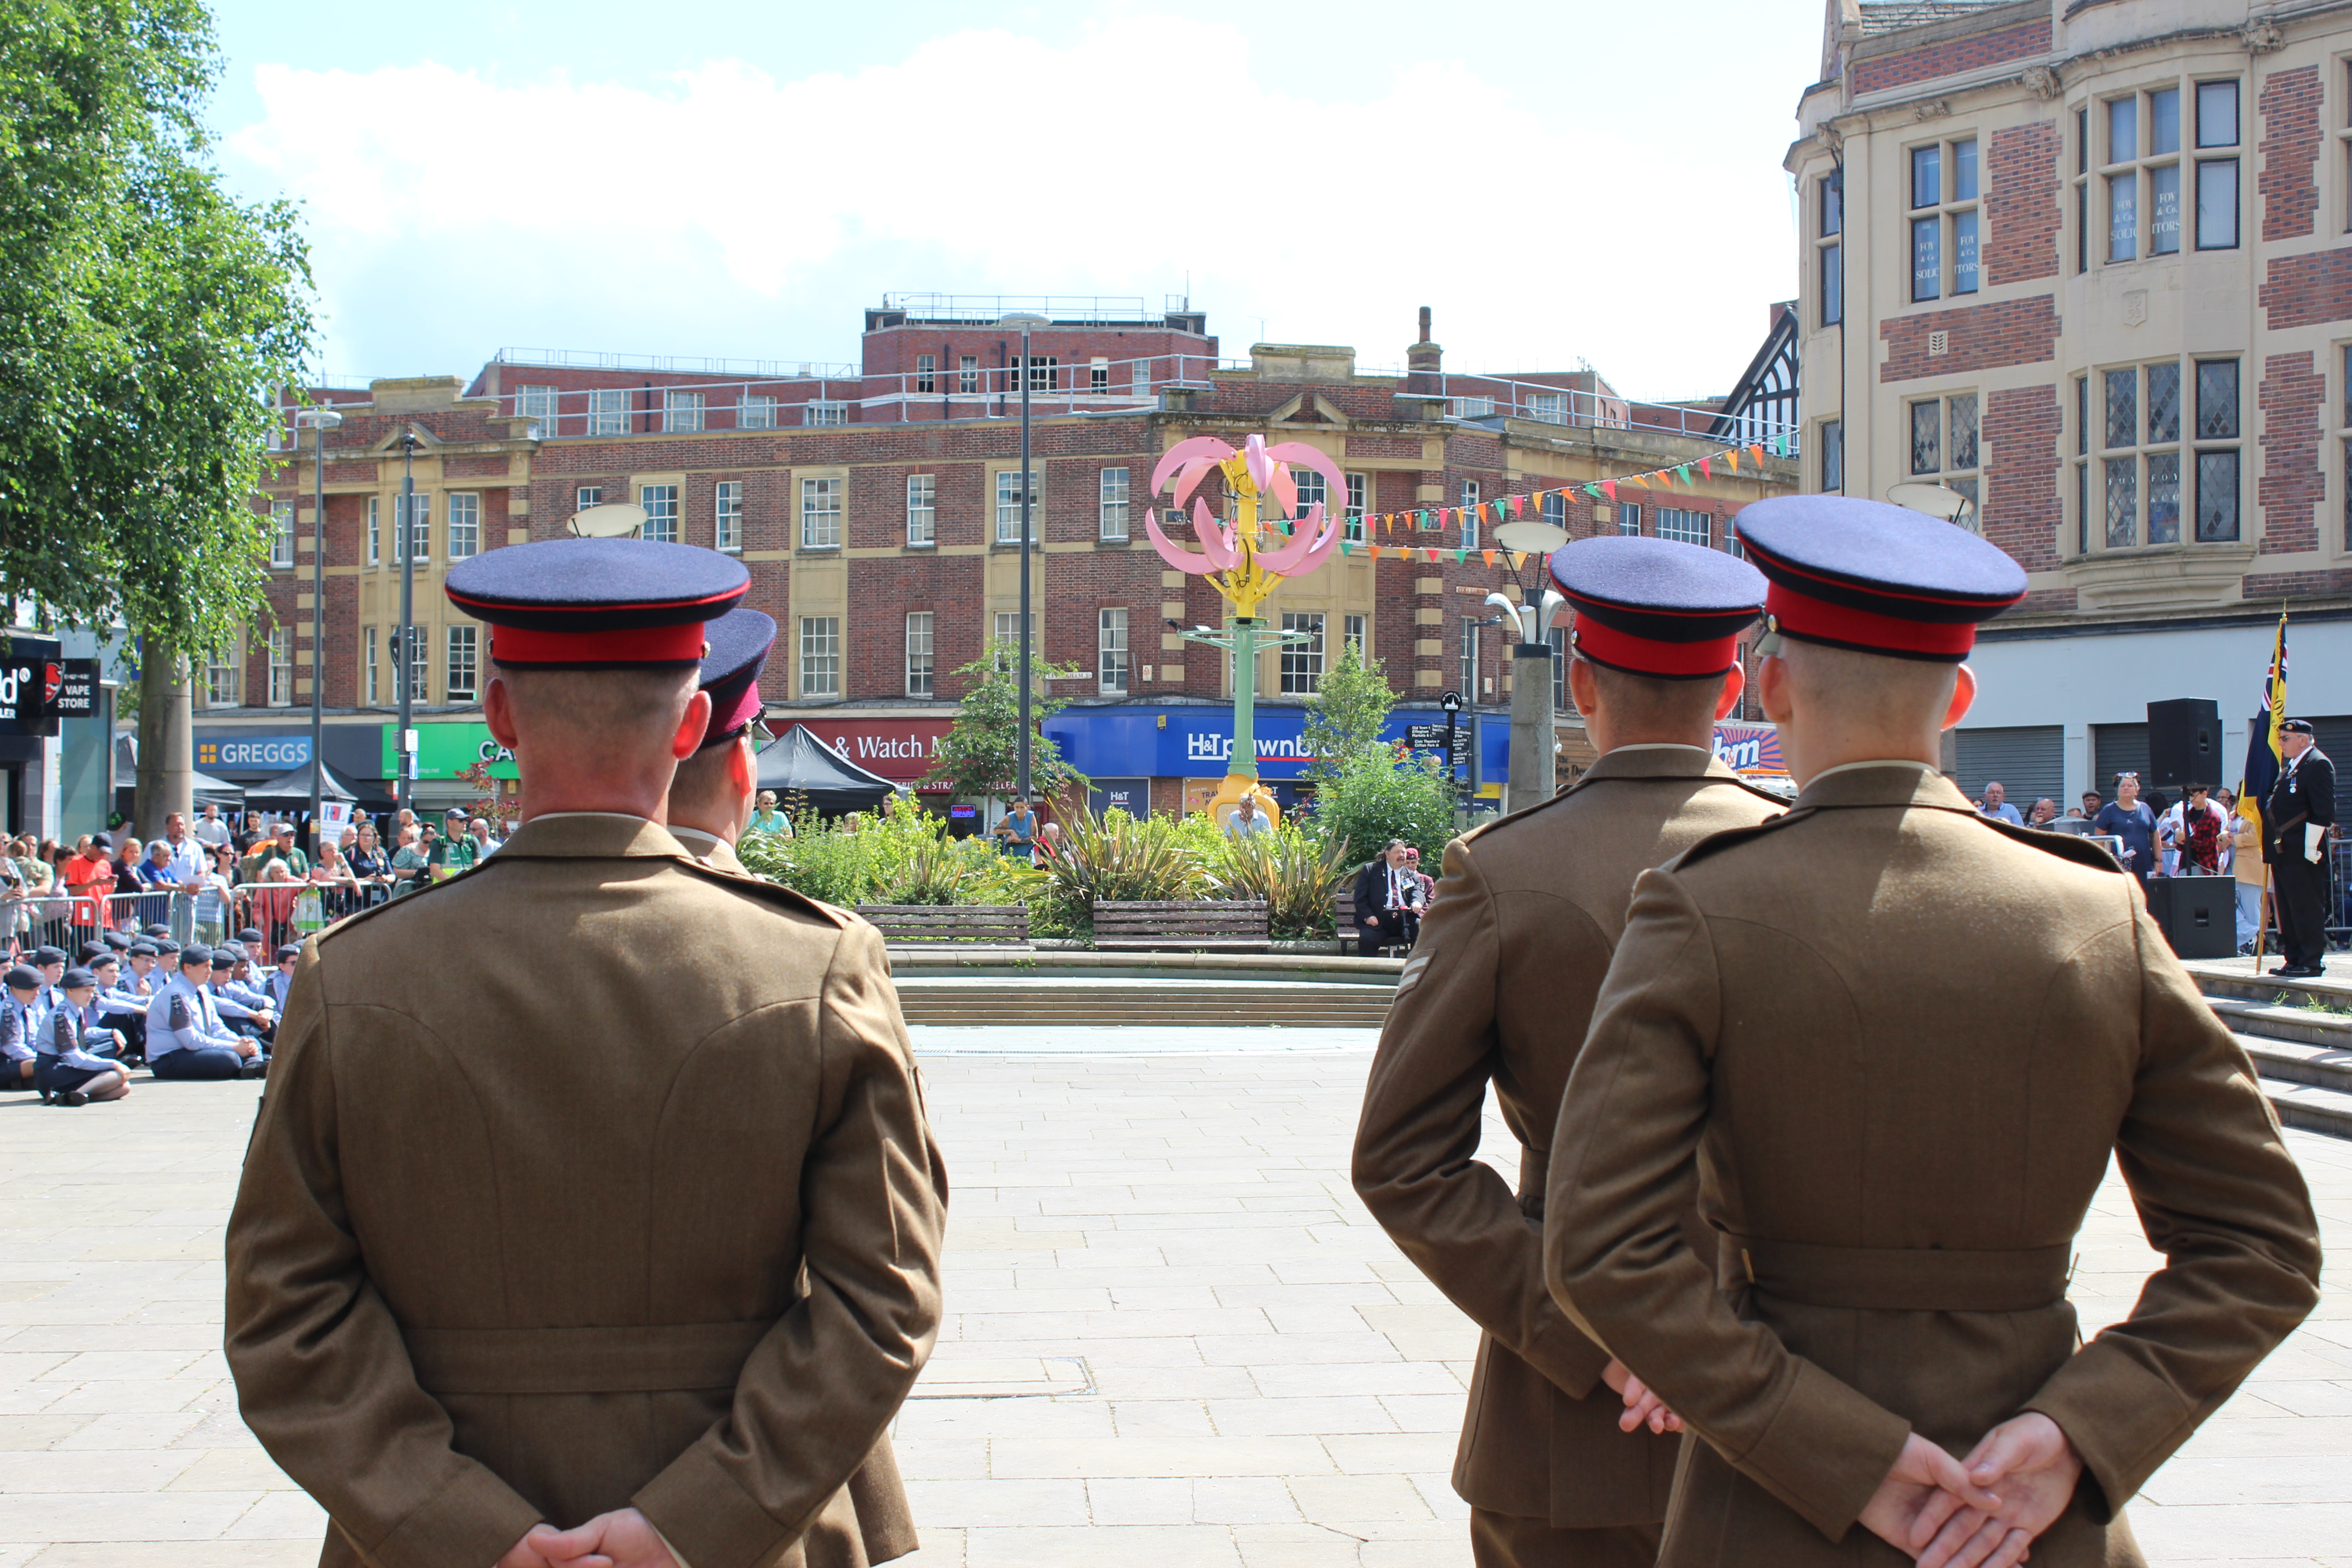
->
[2147,698,2223,789]
[2145,877,2237,959]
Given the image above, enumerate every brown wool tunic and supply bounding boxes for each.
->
[1353,746,1785,1557]
[1544,764,2323,1567]
[224,814,949,1568]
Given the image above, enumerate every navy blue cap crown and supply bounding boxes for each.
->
[446,539,750,669]
[1548,536,1767,679]
[1734,496,2026,662]
[696,608,777,753]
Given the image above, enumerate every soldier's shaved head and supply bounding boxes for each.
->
[1777,639,1958,731]
[1575,659,1733,739]
[493,666,697,753]
[667,733,755,843]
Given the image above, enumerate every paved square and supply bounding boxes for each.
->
[1,1036,2344,1566]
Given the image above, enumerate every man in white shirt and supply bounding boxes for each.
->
[192,804,232,851]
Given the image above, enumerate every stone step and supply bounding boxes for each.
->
[2225,1029,2352,1098]
[2187,963,2352,1140]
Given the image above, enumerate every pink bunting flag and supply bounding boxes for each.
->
[1602,479,1617,502]
[1698,456,1712,480]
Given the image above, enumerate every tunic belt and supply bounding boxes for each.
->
[403,1321,772,1395]
[1717,1236,2072,1313]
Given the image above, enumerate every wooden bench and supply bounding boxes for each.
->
[1091,899,1270,952]
[856,904,1032,947]
[1333,890,1360,949]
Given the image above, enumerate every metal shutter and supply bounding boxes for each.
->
[1953,726,2063,808]
[2093,723,2150,804]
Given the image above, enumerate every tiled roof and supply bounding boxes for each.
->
[1857,0,2018,35]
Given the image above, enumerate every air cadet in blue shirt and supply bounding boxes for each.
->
[267,945,299,1013]
[84,953,150,1062]
[39,969,131,1106]
[29,946,68,1012]
[2,965,44,1093]
[122,941,162,999]
[208,949,276,1042]
[147,947,262,1080]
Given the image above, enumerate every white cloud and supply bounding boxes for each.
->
[226,14,1795,397]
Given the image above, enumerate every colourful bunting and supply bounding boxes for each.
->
[1481,549,1496,567]
[1510,551,1527,570]
[1699,456,1712,480]
[1602,479,1617,502]
[1677,464,1693,485]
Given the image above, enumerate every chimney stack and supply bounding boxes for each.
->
[1406,305,1442,391]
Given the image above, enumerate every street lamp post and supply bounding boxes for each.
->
[397,429,421,817]
[295,408,343,853]
[999,312,1048,807]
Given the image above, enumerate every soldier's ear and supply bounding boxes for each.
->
[1941,665,1979,732]
[1713,664,1745,721]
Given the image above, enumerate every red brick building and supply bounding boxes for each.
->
[222,299,1798,813]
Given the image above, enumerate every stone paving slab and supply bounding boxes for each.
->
[0,1038,2342,1566]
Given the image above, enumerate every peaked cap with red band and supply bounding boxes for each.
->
[1733,495,2026,663]
[696,608,774,753]
[446,539,749,669]
[1548,535,1767,680]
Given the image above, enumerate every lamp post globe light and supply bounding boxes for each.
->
[998,312,1048,809]
[294,408,343,850]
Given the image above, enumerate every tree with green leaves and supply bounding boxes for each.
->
[1299,637,1394,784]
[921,638,1089,803]
[1,0,315,828]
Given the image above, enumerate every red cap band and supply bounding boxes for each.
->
[490,622,709,666]
[1766,583,1978,658]
[1572,617,1740,676]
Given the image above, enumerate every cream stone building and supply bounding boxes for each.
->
[1791,0,2352,807]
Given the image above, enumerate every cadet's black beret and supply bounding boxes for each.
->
[61,967,96,990]
[177,946,211,967]
[141,923,169,937]
[101,930,131,951]
[90,952,120,970]
[154,938,181,955]
[696,608,776,751]
[445,538,749,669]
[1549,536,1767,680]
[275,944,302,962]
[32,946,67,966]
[236,927,265,944]
[5,965,38,991]
[210,951,236,969]
[1734,496,2027,663]
[76,941,109,963]
[127,941,159,957]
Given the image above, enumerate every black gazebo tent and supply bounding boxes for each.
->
[756,724,902,814]
[241,758,392,811]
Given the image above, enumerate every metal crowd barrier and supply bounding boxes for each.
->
[2,891,196,955]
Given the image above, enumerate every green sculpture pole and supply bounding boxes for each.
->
[1230,617,1260,782]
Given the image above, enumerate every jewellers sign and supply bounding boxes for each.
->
[791,718,957,785]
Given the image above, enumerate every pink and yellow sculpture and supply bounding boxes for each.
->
[1147,434,1349,828]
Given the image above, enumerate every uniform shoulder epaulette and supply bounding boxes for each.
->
[1725,776,1795,809]
[1974,816,2127,873]
[676,858,858,929]
[1669,808,1809,871]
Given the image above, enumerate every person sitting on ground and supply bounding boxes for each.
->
[268,945,299,1013]
[145,946,262,1080]
[84,952,148,1064]
[0,965,43,1093]
[209,948,275,1043]
[39,968,131,1107]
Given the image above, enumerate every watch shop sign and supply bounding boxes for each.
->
[790,717,955,785]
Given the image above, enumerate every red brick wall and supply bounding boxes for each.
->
[2258,65,2322,244]
[2242,568,2352,598]
[2258,249,2352,331]
[2257,351,2325,555]
[1984,383,2062,573]
[1984,121,2060,286]
[1880,295,2059,382]
[1849,18,2050,95]
[1345,433,1421,461]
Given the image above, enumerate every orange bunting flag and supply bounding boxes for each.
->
[1748,443,1764,465]
[1724,448,1739,472]
[1481,549,1496,567]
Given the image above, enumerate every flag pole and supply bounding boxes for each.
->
[2255,865,2272,965]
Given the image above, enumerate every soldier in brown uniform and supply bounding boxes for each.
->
[1544,497,2323,1568]
[667,608,776,877]
[1355,536,1784,1567]
[225,540,949,1568]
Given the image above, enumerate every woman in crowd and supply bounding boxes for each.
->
[250,859,299,946]
[345,820,392,905]
[388,824,429,897]
[192,843,238,949]
[748,791,790,837]
[2093,771,2160,889]
[308,838,361,920]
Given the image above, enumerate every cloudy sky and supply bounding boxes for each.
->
[209,1,1819,401]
